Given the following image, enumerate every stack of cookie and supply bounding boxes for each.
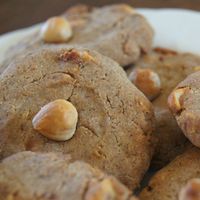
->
[0,4,200,200]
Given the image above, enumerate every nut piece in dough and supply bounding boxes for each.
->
[32,99,78,141]
[168,87,189,114]
[129,68,161,100]
[0,151,137,200]
[119,4,135,14]
[41,17,72,43]
[85,178,116,200]
[179,178,200,200]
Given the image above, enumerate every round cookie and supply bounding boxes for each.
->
[126,48,200,168]
[139,147,200,200]
[0,4,153,73]
[0,151,137,200]
[0,47,155,189]
[168,71,200,148]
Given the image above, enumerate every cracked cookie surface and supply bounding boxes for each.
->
[168,71,200,148]
[0,47,155,189]
[0,151,137,200]
[126,48,200,168]
[0,4,153,73]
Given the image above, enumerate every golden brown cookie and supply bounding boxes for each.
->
[0,151,137,200]
[140,147,200,200]
[0,4,153,73]
[0,47,155,189]
[168,71,200,148]
[126,48,200,168]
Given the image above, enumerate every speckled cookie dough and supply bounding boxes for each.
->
[140,147,200,200]
[0,151,137,200]
[0,4,153,73]
[168,70,200,148]
[126,48,200,168]
[0,46,155,189]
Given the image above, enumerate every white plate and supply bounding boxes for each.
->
[1,8,200,64]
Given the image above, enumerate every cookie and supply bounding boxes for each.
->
[0,4,153,73]
[139,147,200,200]
[0,151,137,200]
[126,48,200,168]
[0,47,155,189]
[168,71,200,148]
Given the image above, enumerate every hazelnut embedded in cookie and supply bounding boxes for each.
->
[85,178,116,200]
[41,17,72,43]
[179,178,200,200]
[129,68,161,101]
[32,99,78,141]
[168,87,189,114]
[119,4,135,14]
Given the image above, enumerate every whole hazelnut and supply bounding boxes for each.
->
[32,99,78,141]
[129,68,161,101]
[179,179,200,200]
[41,17,72,43]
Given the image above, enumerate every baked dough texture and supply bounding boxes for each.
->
[168,71,200,148]
[0,47,155,189]
[0,151,137,200]
[0,4,154,73]
[127,48,200,168]
[140,147,200,200]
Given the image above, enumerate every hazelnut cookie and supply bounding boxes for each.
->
[168,71,200,148]
[126,48,200,168]
[0,47,155,189]
[0,151,137,200]
[0,4,153,73]
[140,147,200,200]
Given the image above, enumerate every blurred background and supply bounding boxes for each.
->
[1,0,200,34]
